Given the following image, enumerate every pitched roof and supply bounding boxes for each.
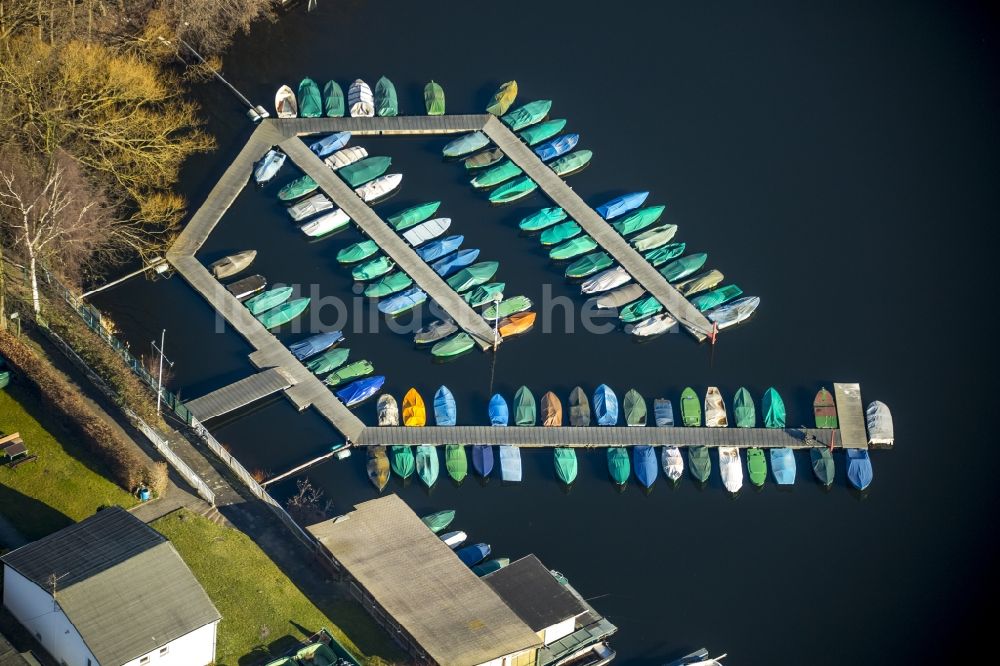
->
[1,508,220,666]
[483,555,587,632]
[0,630,35,665]
[308,496,541,665]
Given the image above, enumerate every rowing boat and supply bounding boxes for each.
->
[554,447,577,484]
[680,387,701,426]
[374,76,398,117]
[689,446,711,483]
[351,256,394,281]
[440,530,466,548]
[519,207,567,231]
[211,250,256,279]
[471,161,522,189]
[278,175,318,202]
[569,386,590,426]
[254,149,286,184]
[245,286,293,315]
[416,445,439,487]
[377,287,427,315]
[483,295,532,320]
[431,248,480,277]
[814,387,838,428]
[287,194,333,222]
[542,391,563,427]
[489,176,537,204]
[339,156,392,187]
[514,386,536,426]
[446,262,499,292]
[275,85,297,118]
[457,543,491,566]
[434,385,457,425]
[607,447,630,486]
[811,448,835,486]
[387,201,442,231]
[594,283,645,309]
[499,445,522,482]
[624,389,647,426]
[734,387,756,428]
[424,81,445,115]
[486,80,518,115]
[336,240,379,264]
[256,298,310,329]
[706,296,760,329]
[659,253,708,282]
[348,79,374,117]
[289,331,342,360]
[335,375,384,407]
[642,241,685,267]
[846,449,873,490]
[298,78,322,117]
[540,221,581,246]
[364,271,413,297]
[498,311,536,337]
[355,173,402,203]
[518,118,566,145]
[472,445,493,477]
[612,205,665,236]
[550,149,593,177]
[420,510,454,532]
[502,99,552,130]
[629,314,677,337]
[403,218,451,249]
[322,80,344,117]
[619,295,663,323]
[464,148,504,170]
[764,387,794,484]
[549,235,597,260]
[654,399,674,427]
[581,266,630,294]
[596,191,649,220]
[565,252,613,278]
[308,131,351,157]
[378,394,399,426]
[402,388,426,427]
[324,360,373,386]
[413,320,457,345]
[704,386,728,427]
[633,446,657,488]
[691,285,743,312]
[443,132,490,158]
[662,446,684,483]
[390,446,414,479]
[300,209,350,238]
[418,235,464,262]
[463,282,505,307]
[534,134,579,162]
[675,269,724,296]
[719,446,743,493]
[306,348,349,375]
[325,146,367,171]
[446,444,468,483]
[367,446,390,492]
[594,384,619,426]
[431,332,474,358]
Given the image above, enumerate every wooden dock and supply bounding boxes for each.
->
[184,367,293,422]
[272,115,489,137]
[480,116,714,340]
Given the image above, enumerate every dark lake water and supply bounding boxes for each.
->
[92,1,1000,663]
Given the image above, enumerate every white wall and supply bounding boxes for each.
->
[120,621,218,666]
[541,617,575,646]
[3,565,97,666]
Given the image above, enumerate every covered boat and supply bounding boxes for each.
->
[472,558,510,577]
[689,447,711,483]
[393,217,445,249]
[706,296,760,329]
[339,156,392,187]
[619,295,664,323]
[355,173,402,202]
[691,285,743,312]
[337,240,379,264]
[390,445,415,479]
[418,235,464,262]
[704,387,728,427]
[415,445,439,487]
[289,331,343,360]
[554,448,577,485]
[502,99,552,131]
[275,85,297,118]
[335,375,384,407]
[612,205,665,236]
[550,150,593,177]
[676,269,724,297]
[257,298,310,329]
[325,146,368,170]
[245,286,293,315]
[446,445,468,483]
[377,394,399,426]
[471,161,523,189]
[489,394,509,426]
[367,446,390,492]
[533,134,580,162]
[414,319,457,345]
[540,221,581,246]
[629,314,677,337]
[377,286,427,315]
[434,385,457,425]
[254,149,286,184]
[631,224,679,252]
[348,79,374,117]
[763,387,786,430]
[654,399,674,426]
[846,449,873,490]
[733,387,756,428]
[866,400,894,447]
[483,295,532,320]
[431,332,475,358]
[211,250,256,279]
[569,386,590,426]
[542,391,563,426]
[607,448,630,486]
[364,271,413,298]
[624,389,647,426]
[593,384,619,426]
[489,176,538,204]
[499,445,522,482]
[305,348,349,375]
[643,241,685,267]
[464,282,506,307]
[764,388,794,484]
[308,131,351,158]
[402,388,426,426]
[457,543,491,566]
[681,388,701,426]
[443,132,490,158]
[440,530,466,548]
[486,80,518,116]
[660,253,708,282]
[278,175,318,202]
[581,266,630,294]
[322,80,344,117]
[594,283,646,309]
[374,76,398,116]
[420,509,455,533]
[519,118,567,146]
[811,448,835,486]
[424,81,446,115]
[550,235,597,260]
[566,252,613,279]
[388,201,442,231]
[519,206,567,231]
[227,274,266,300]
[287,193,333,222]
[498,311,536,337]
[300,209,350,237]
[446,261,500,292]
[513,386,536,426]
[662,446,684,483]
[472,444,494,477]
[596,191,649,220]
[814,387,838,428]
[324,360,373,386]
[719,447,744,493]
[771,448,796,486]
[431,248,480,277]
[297,78,322,118]
[747,448,767,488]
[352,256,394,281]
[464,148,505,170]
[633,446,657,488]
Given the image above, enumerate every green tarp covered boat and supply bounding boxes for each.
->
[676,269,724,297]
[489,176,537,204]
[305,348,349,375]
[443,132,490,158]
[624,389,647,426]
[550,149,593,177]
[486,80,518,116]
[374,76,398,116]
[554,448,577,484]
[324,360,374,386]
[278,175,318,201]
[631,224,679,252]
[245,286,293,315]
[447,262,499,292]
[352,256,394,280]
[339,156,392,188]
[565,252,612,278]
[445,445,468,482]
[607,447,631,485]
[659,253,708,282]
[323,80,344,117]
[471,161,522,189]
[298,78,322,118]
[549,235,597,260]
[519,207,567,231]
[747,448,767,487]
[540,221,581,246]
[689,447,711,483]
[734,387,756,427]
[424,81,445,115]
[387,201,441,230]
[619,295,664,323]
[811,448,835,486]
[337,240,379,264]
[691,284,743,312]
[432,332,475,357]
[483,295,532,320]
[643,241,685,267]
[464,148,504,170]
[463,282,505,307]
[420,509,455,533]
[513,386,536,426]
[472,558,510,577]
[519,119,567,146]
[763,387,786,429]
[502,99,552,131]
[680,387,701,426]
[416,446,439,487]
[364,271,413,297]
[612,205,666,236]
[390,446,415,479]
[257,297,310,329]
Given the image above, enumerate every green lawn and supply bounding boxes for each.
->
[0,384,137,541]
[152,509,404,666]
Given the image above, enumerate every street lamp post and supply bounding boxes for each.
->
[151,329,174,416]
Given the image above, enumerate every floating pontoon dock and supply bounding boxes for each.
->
[184,367,293,422]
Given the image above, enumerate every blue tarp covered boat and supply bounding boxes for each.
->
[335,375,384,406]
[771,448,796,485]
[499,445,522,482]
[653,399,674,426]
[254,149,286,184]
[489,394,509,426]
[633,445,658,488]
[596,191,650,220]
[417,235,464,262]
[472,445,494,477]
[377,287,427,315]
[456,543,491,566]
[434,385,457,426]
[431,248,480,277]
[289,331,343,360]
[593,384,619,426]
[308,132,351,158]
[533,133,580,162]
[846,449,873,490]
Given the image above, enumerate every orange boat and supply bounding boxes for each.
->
[541,391,563,427]
[498,311,536,337]
[402,388,426,426]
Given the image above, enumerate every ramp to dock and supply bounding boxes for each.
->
[834,383,867,449]
[185,368,293,422]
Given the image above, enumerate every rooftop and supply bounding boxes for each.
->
[483,555,587,632]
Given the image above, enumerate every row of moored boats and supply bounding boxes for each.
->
[418,509,511,577]
[274,76,447,119]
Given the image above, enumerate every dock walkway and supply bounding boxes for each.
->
[184,367,293,422]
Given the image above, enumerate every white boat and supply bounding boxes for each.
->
[324,146,368,170]
[866,400,894,446]
[630,224,677,251]
[719,446,743,493]
[348,79,375,117]
[403,217,451,246]
[355,173,402,203]
[377,394,399,426]
[300,209,350,237]
[499,445,522,482]
[287,193,334,222]
[704,386,728,427]
[593,283,645,309]
[275,85,297,118]
[629,313,677,337]
[253,149,286,184]
[580,265,630,294]
[439,530,467,549]
[661,446,684,482]
[706,296,760,330]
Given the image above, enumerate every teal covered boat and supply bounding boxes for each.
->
[659,253,708,282]
[298,78,322,118]
[257,298,310,329]
[502,99,552,131]
[691,285,743,312]
[631,224,679,252]
[443,132,490,158]
[489,176,537,204]
[463,282,505,307]
[387,201,441,230]
[519,207,567,231]
[539,221,581,246]
[471,161,522,189]
[483,295,532,320]
[431,332,475,358]
[763,387,786,429]
[322,80,344,117]
[277,175,318,201]
[336,240,379,264]
[550,150,593,177]
[352,256,394,281]
[390,446,415,479]
[811,448,835,486]
[554,448,577,484]
[514,386,537,426]
[245,286,293,315]
[612,205,666,236]
[305,348,349,375]
[424,81,445,115]
[420,509,455,532]
[643,241,685,267]
[565,252,613,278]
[619,295,663,323]
[607,447,631,485]
[447,262,500,292]
[339,156,392,188]
[374,76,398,116]
[364,271,413,297]
[549,235,597,260]
[518,119,566,146]
[689,447,711,483]
[323,360,373,386]
[734,387,756,427]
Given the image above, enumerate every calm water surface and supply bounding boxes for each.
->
[94,2,1000,663]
